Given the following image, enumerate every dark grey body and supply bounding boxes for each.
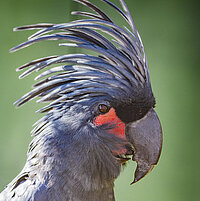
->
[0,0,163,200]
[0,106,122,201]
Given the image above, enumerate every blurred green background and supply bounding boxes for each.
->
[0,0,199,200]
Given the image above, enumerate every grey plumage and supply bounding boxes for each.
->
[11,0,149,111]
[0,0,162,201]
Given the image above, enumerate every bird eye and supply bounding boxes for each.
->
[98,104,109,114]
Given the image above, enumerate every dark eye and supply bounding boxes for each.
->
[98,104,109,114]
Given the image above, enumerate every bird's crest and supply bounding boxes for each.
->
[10,0,152,127]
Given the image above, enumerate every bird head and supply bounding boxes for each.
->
[10,0,162,184]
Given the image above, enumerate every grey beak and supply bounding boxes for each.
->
[125,108,163,184]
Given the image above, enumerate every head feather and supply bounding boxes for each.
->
[11,0,151,128]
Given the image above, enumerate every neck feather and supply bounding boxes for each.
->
[26,114,123,200]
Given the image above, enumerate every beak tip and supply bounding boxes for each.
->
[133,164,155,184]
[125,108,162,184]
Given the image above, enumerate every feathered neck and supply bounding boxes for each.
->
[26,110,124,200]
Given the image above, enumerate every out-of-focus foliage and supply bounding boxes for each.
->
[0,0,199,201]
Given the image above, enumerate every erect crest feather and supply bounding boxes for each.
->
[11,0,151,119]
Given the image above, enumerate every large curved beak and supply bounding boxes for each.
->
[125,108,162,184]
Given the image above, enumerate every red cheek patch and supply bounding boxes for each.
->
[94,108,125,139]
